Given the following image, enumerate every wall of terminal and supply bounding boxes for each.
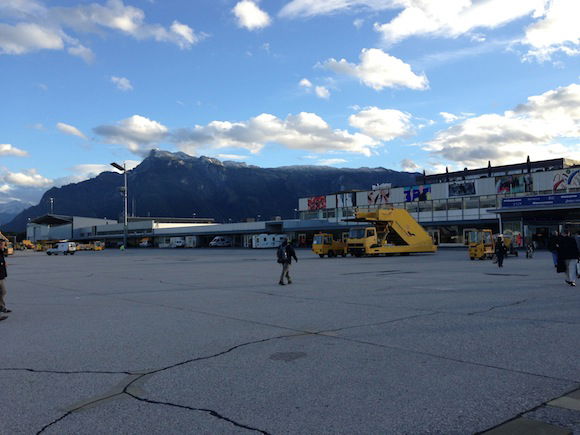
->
[299,167,580,223]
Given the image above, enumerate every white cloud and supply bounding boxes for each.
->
[111,76,133,91]
[400,158,420,172]
[171,112,380,157]
[353,18,364,29]
[0,0,204,60]
[440,112,460,123]
[53,160,141,186]
[0,23,63,55]
[279,0,579,62]
[56,122,87,139]
[323,48,428,91]
[233,0,271,31]
[299,78,312,88]
[0,144,28,157]
[523,0,580,61]
[349,107,414,141]
[424,83,580,167]
[279,0,392,18]
[439,112,476,123]
[215,154,249,161]
[317,158,347,166]
[94,115,169,154]
[374,1,546,45]
[315,85,330,99]
[67,43,94,63]
[3,168,52,187]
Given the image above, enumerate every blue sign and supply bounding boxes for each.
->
[502,193,580,208]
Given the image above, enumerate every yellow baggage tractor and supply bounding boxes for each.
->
[312,233,347,258]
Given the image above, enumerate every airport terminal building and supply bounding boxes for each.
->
[26,157,580,249]
[298,157,580,248]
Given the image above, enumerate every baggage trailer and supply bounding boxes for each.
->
[345,208,437,256]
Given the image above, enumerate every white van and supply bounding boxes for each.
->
[209,236,232,247]
[47,242,77,256]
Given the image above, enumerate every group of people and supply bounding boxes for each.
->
[548,230,580,286]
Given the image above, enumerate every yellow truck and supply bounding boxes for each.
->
[312,233,348,258]
[467,229,494,260]
[468,229,519,260]
[345,208,437,256]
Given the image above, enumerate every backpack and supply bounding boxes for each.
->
[277,245,288,263]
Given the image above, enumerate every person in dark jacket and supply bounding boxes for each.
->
[557,230,580,286]
[0,240,10,316]
[547,231,559,267]
[495,236,507,268]
[278,239,298,285]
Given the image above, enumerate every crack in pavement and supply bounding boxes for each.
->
[125,393,271,435]
[314,332,580,384]
[35,334,301,434]
[468,299,529,315]
[0,367,134,375]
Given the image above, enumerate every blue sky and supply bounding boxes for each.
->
[1,0,579,205]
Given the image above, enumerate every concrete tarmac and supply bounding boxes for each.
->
[1,248,579,434]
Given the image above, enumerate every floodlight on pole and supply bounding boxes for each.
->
[110,162,128,249]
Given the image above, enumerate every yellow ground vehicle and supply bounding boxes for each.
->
[312,233,347,258]
[3,242,14,255]
[468,229,519,260]
[93,241,105,251]
[345,209,437,256]
[468,229,494,260]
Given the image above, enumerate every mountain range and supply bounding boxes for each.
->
[4,150,419,232]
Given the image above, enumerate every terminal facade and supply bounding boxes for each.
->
[298,157,580,248]
[26,157,580,249]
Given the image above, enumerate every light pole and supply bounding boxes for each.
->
[111,162,128,249]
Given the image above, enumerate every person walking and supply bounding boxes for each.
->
[277,239,298,285]
[0,240,11,319]
[557,229,579,286]
[547,231,559,268]
[495,236,507,268]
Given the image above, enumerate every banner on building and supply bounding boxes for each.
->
[553,169,580,191]
[337,192,356,208]
[502,193,580,208]
[366,189,390,206]
[448,181,476,197]
[495,174,533,194]
[307,196,326,211]
[404,185,431,202]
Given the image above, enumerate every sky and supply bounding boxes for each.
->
[1,0,580,205]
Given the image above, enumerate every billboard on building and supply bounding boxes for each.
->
[553,169,580,191]
[336,192,356,208]
[404,185,431,202]
[448,181,476,197]
[495,174,533,194]
[307,196,326,210]
[366,189,390,206]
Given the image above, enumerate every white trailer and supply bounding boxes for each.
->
[252,234,287,248]
[170,237,185,248]
[185,236,198,248]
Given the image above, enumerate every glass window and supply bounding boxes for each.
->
[463,197,479,209]
[479,195,497,209]
[313,235,323,245]
[433,200,446,211]
[419,201,432,212]
[349,228,365,239]
[366,229,375,237]
[448,199,462,210]
[405,202,418,212]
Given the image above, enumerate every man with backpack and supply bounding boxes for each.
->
[277,239,298,285]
